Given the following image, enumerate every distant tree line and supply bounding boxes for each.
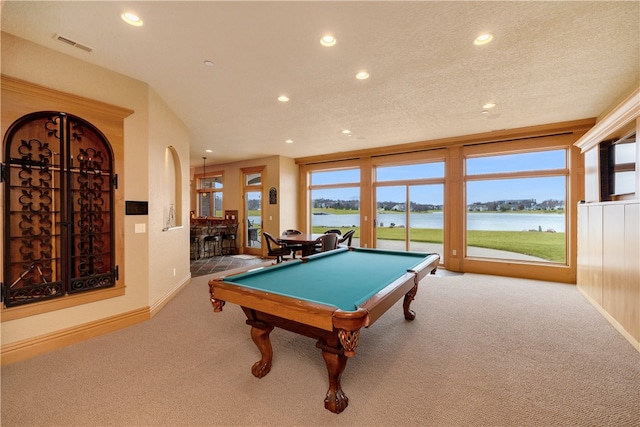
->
[314,198,360,210]
[314,198,442,212]
[312,198,565,212]
[467,199,564,212]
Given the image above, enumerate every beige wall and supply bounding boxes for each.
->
[276,156,299,233]
[1,33,190,349]
[147,89,191,307]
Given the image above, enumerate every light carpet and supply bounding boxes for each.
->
[2,272,639,426]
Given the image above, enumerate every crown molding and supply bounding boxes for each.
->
[574,87,640,153]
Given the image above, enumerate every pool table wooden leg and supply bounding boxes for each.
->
[249,324,275,378]
[321,350,349,414]
[403,281,419,320]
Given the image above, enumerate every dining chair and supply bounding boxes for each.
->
[324,229,342,235]
[315,233,339,253]
[281,229,303,257]
[263,232,293,263]
[338,229,355,246]
[282,229,302,235]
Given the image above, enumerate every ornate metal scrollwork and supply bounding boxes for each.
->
[3,112,116,307]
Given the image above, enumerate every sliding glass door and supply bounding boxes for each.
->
[374,161,445,258]
[375,184,444,256]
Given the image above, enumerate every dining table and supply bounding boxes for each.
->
[278,233,324,257]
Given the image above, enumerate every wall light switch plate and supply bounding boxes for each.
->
[135,223,146,234]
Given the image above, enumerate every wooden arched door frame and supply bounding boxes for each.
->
[2,111,117,307]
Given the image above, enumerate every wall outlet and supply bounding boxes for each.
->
[452,249,457,256]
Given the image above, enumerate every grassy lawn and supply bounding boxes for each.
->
[312,226,565,262]
[466,230,565,262]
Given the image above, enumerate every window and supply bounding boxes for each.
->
[197,174,223,217]
[465,149,567,264]
[377,162,445,181]
[311,168,360,185]
[309,168,360,242]
[600,131,636,200]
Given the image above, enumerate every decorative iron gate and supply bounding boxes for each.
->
[2,111,117,307]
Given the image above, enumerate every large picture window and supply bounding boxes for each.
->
[465,149,567,263]
[299,128,581,283]
[309,168,360,244]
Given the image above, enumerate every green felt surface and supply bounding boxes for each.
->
[224,247,433,311]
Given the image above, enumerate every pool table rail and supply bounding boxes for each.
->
[353,253,440,324]
[210,279,356,332]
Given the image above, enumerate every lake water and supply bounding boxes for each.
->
[308,212,566,233]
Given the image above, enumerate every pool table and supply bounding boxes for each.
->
[208,247,440,413]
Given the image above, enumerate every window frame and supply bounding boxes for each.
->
[308,167,362,232]
[373,156,446,253]
[600,131,636,201]
[196,171,224,218]
[462,140,572,266]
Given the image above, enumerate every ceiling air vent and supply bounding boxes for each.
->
[53,33,94,53]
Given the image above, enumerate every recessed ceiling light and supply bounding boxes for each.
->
[482,103,496,109]
[121,12,143,27]
[285,139,294,144]
[355,71,369,80]
[205,149,213,153]
[320,35,336,47]
[204,60,214,67]
[342,130,351,135]
[481,110,490,115]
[277,95,290,102]
[474,33,494,45]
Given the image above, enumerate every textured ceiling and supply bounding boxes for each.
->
[2,1,639,166]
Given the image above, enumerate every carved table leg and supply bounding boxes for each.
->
[321,350,349,414]
[250,324,275,378]
[403,282,419,320]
